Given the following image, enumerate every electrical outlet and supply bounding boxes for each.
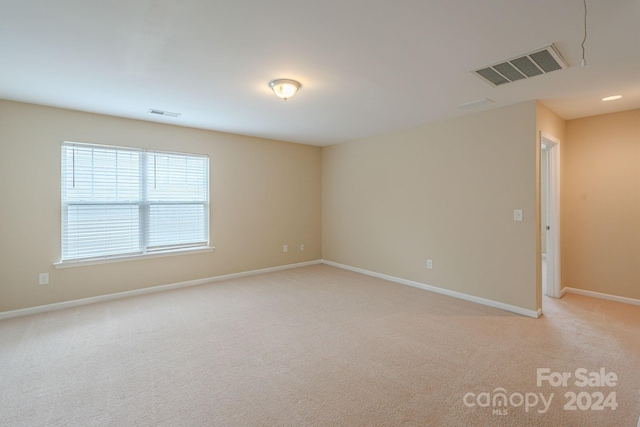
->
[39,273,49,285]
[514,209,523,221]
[427,259,433,269]
[300,244,305,251]
[283,245,288,253]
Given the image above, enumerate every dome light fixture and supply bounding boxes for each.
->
[269,79,301,101]
[601,95,622,102]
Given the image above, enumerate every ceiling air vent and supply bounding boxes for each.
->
[472,44,568,87]
[457,98,494,110]
[148,109,181,117]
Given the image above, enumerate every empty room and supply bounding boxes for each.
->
[1,1,639,426]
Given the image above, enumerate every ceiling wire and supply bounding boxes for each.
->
[581,0,587,67]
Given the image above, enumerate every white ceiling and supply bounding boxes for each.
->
[1,0,638,146]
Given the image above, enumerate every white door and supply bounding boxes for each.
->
[541,133,560,298]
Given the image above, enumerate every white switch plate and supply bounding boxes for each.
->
[300,244,305,251]
[283,245,288,253]
[39,273,49,285]
[427,259,433,269]
[514,209,523,221]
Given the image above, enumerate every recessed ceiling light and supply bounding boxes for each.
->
[601,95,622,102]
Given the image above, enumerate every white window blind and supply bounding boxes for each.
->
[61,142,209,262]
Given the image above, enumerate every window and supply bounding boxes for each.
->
[59,141,209,263]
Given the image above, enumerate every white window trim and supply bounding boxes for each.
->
[59,141,211,265]
[54,245,215,269]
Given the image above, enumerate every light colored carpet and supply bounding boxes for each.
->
[1,264,639,426]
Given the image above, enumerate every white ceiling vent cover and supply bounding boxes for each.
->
[149,109,181,117]
[457,98,494,110]
[472,44,568,87]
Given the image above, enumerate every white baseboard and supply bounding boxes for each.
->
[0,260,323,320]
[560,287,568,297]
[322,260,541,318]
[564,287,640,307]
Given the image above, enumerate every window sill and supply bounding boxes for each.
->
[53,246,215,269]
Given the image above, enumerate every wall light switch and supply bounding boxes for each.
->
[283,245,288,253]
[514,209,523,222]
[39,273,49,285]
[300,244,305,251]
[427,259,433,269]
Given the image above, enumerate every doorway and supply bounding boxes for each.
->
[541,133,560,298]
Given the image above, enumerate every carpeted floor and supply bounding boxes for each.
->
[1,264,639,426]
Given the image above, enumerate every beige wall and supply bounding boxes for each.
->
[0,100,322,312]
[563,109,640,299]
[323,101,539,312]
[536,102,566,146]
[5,96,635,315]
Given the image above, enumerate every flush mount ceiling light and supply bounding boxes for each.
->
[601,95,622,101]
[269,79,301,101]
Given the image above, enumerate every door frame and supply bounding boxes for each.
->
[540,132,561,298]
